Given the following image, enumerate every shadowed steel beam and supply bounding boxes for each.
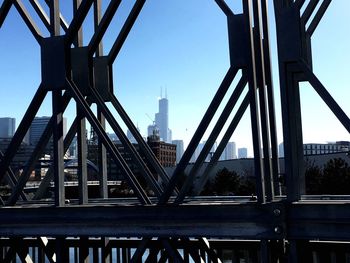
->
[6,92,71,205]
[175,75,247,203]
[130,238,151,263]
[33,111,85,200]
[161,239,184,262]
[110,94,172,188]
[0,203,284,238]
[0,151,27,202]
[90,87,163,197]
[0,0,12,27]
[243,0,265,204]
[13,0,42,42]
[252,0,274,201]
[294,0,307,9]
[88,0,121,56]
[193,94,250,196]
[29,0,50,31]
[301,0,320,25]
[65,0,94,45]
[44,0,68,31]
[0,85,47,185]
[261,0,280,195]
[214,0,234,17]
[159,67,238,205]
[93,0,107,198]
[108,0,146,65]
[307,0,332,36]
[199,238,222,263]
[66,79,151,204]
[300,61,350,133]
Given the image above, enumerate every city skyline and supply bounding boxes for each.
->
[0,1,348,157]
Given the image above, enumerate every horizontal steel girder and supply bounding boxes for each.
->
[0,203,284,239]
[0,201,350,241]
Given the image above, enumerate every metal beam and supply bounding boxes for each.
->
[108,0,146,65]
[175,75,247,203]
[88,0,121,56]
[0,0,12,27]
[159,67,238,204]
[66,79,151,205]
[13,0,42,42]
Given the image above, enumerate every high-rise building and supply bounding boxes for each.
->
[0,117,15,139]
[221,141,237,160]
[278,142,284,157]
[192,141,217,162]
[29,116,67,148]
[238,147,248,158]
[154,96,172,143]
[147,124,158,137]
[172,140,184,163]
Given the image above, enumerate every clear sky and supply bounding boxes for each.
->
[0,0,349,157]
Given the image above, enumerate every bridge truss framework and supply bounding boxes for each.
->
[0,0,349,262]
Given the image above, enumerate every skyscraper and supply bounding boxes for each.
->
[155,96,172,143]
[220,141,237,160]
[0,117,15,139]
[172,140,184,163]
[29,116,67,148]
[238,147,248,159]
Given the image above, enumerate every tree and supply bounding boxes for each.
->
[321,158,350,195]
[305,159,323,195]
[212,168,240,195]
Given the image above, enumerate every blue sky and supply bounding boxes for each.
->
[0,0,349,156]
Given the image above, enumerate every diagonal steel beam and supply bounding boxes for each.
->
[299,61,350,133]
[0,0,13,27]
[307,0,332,36]
[192,93,250,196]
[301,0,320,25]
[130,238,151,263]
[214,0,234,17]
[159,66,238,204]
[108,0,146,65]
[110,94,172,189]
[0,85,47,185]
[294,0,307,9]
[33,110,85,200]
[161,239,185,263]
[66,79,151,204]
[13,0,42,42]
[174,75,247,203]
[6,92,72,205]
[88,0,122,56]
[65,0,94,45]
[90,87,163,198]
[0,151,27,202]
[44,0,68,31]
[28,0,50,31]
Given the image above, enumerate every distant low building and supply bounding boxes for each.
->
[238,147,248,159]
[172,140,184,163]
[0,117,15,139]
[88,132,176,181]
[303,141,350,156]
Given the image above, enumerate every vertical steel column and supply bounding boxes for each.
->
[50,0,65,207]
[273,0,305,201]
[243,0,265,203]
[73,0,89,205]
[252,0,274,201]
[94,0,108,199]
[260,0,281,196]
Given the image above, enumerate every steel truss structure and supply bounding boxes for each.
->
[0,0,349,262]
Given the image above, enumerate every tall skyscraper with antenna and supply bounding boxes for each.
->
[155,88,172,143]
